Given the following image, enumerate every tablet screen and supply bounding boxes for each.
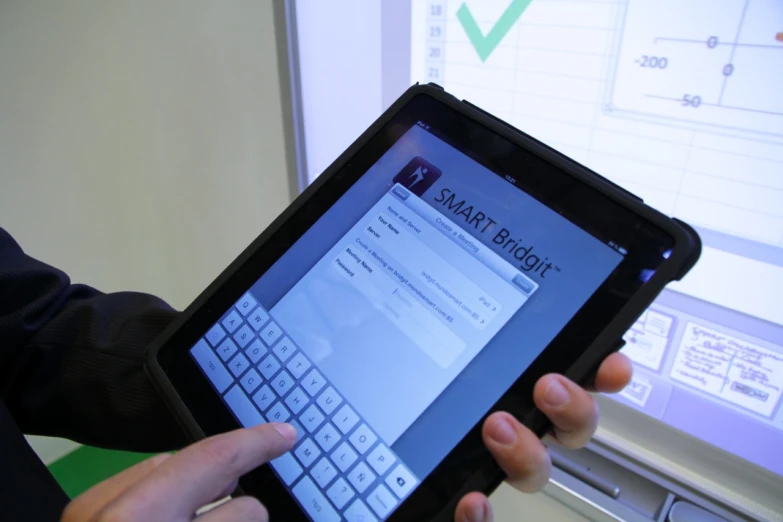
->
[187,121,626,521]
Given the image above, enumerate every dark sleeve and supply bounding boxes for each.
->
[0,227,188,452]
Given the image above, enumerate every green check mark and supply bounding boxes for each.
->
[457,0,534,62]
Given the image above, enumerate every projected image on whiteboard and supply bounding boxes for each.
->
[407,0,783,478]
[606,0,783,137]
[670,323,783,418]
[293,0,783,484]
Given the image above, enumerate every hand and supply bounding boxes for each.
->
[61,423,297,522]
[455,352,633,522]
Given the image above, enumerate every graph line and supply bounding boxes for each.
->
[654,38,782,50]
[702,102,783,118]
[718,0,750,105]
[644,94,783,118]
[645,94,683,102]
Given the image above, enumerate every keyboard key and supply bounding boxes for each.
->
[271,370,295,397]
[385,464,417,499]
[266,401,291,423]
[289,419,304,443]
[232,324,254,349]
[251,384,275,412]
[270,451,302,486]
[294,437,321,468]
[331,441,358,473]
[239,368,262,394]
[301,404,325,433]
[286,351,311,379]
[344,499,378,522]
[316,386,342,415]
[235,293,258,317]
[227,351,250,378]
[245,339,266,364]
[302,369,326,397]
[285,386,309,415]
[348,424,377,455]
[224,385,264,428]
[347,461,376,494]
[367,443,396,476]
[248,308,270,331]
[314,422,340,453]
[258,354,281,380]
[292,476,340,522]
[333,405,360,435]
[205,324,226,347]
[326,477,355,510]
[311,457,338,488]
[221,310,243,334]
[260,321,283,346]
[367,483,398,518]
[272,336,296,362]
[191,339,232,393]
[216,338,238,362]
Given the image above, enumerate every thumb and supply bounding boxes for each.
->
[455,492,493,522]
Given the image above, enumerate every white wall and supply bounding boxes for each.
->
[0,0,290,307]
[0,0,291,462]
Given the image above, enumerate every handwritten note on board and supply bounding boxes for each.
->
[622,309,674,371]
[619,374,653,408]
[670,322,783,417]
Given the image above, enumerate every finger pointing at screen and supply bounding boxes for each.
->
[61,423,297,522]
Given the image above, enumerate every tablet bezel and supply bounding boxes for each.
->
[147,84,699,522]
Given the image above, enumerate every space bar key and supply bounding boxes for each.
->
[292,476,340,522]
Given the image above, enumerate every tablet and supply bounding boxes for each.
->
[146,84,701,522]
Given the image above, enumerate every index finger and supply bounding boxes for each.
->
[102,423,296,520]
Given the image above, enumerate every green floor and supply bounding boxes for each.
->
[48,446,156,498]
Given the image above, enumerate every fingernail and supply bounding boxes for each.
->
[544,379,569,408]
[488,416,517,446]
[272,423,297,442]
[466,500,487,522]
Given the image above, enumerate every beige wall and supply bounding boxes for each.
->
[0,0,290,462]
[0,0,290,308]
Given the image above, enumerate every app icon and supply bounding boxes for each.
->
[392,157,442,197]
